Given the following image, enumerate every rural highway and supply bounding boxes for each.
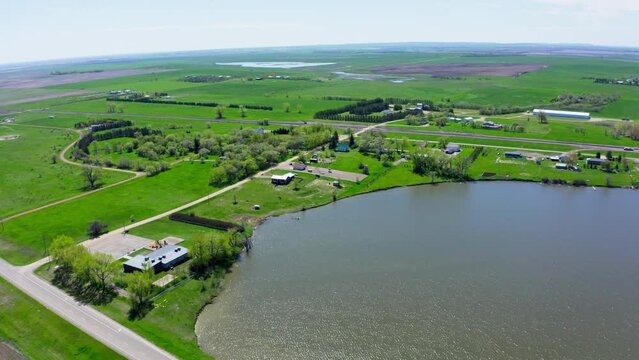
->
[0,258,178,360]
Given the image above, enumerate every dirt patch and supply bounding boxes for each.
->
[0,342,27,360]
[0,69,174,89]
[369,63,547,77]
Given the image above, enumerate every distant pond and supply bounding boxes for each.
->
[196,182,639,360]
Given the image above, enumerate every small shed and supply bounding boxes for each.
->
[555,163,568,170]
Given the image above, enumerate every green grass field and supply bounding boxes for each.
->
[0,124,131,218]
[0,278,123,360]
[0,162,215,265]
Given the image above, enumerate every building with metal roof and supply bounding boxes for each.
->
[123,245,189,273]
[532,109,591,119]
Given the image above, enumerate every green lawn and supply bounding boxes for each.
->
[0,124,131,218]
[0,278,123,360]
[0,162,215,265]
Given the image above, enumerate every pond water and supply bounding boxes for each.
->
[196,182,639,359]
[216,62,335,69]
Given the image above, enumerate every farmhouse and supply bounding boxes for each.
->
[271,172,296,185]
[123,245,189,273]
[532,109,591,119]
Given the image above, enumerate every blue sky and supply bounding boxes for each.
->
[1,0,638,64]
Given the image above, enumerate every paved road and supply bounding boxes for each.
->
[0,258,178,360]
[380,127,634,152]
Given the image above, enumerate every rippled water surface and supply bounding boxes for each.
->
[196,182,639,360]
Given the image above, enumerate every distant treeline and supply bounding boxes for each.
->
[314,98,386,118]
[107,97,273,111]
[322,96,366,101]
[74,119,132,131]
[228,104,273,111]
[314,97,425,122]
[50,69,103,75]
[182,75,230,83]
[316,109,422,123]
[169,213,245,232]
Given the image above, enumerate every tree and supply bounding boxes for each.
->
[239,106,247,118]
[89,253,118,291]
[538,111,548,124]
[51,153,57,164]
[189,235,212,275]
[606,150,613,161]
[565,151,579,166]
[209,167,228,186]
[82,165,101,189]
[49,235,76,268]
[348,132,356,147]
[283,102,291,113]
[297,104,303,114]
[437,137,450,149]
[87,220,108,238]
[216,106,225,119]
[126,269,154,319]
[329,131,339,150]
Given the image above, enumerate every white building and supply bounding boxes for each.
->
[533,109,590,119]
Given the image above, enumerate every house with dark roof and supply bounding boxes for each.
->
[123,245,189,273]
